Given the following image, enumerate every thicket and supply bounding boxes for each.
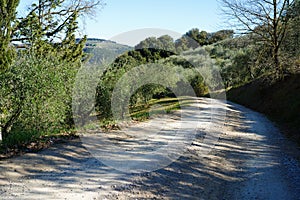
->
[0,0,102,147]
[0,54,79,146]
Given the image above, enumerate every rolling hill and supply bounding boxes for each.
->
[81,38,133,64]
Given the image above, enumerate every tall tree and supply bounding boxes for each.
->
[14,0,101,42]
[220,0,294,76]
[0,0,19,70]
[12,0,102,59]
[0,0,103,141]
[0,0,19,141]
[283,0,300,58]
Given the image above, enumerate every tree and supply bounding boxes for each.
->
[11,0,103,61]
[157,35,175,52]
[220,0,294,76]
[208,30,234,43]
[135,35,175,52]
[0,0,103,142]
[175,29,234,52]
[175,36,190,52]
[185,28,202,48]
[282,0,300,59]
[0,0,19,141]
[14,0,101,43]
[198,30,209,45]
[135,37,162,50]
[0,0,19,70]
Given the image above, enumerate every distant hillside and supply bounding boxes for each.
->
[80,38,133,64]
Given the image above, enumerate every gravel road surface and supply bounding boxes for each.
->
[0,98,299,199]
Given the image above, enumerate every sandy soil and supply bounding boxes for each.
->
[0,98,299,199]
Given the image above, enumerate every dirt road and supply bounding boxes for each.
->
[0,98,299,199]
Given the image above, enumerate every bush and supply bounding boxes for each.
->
[0,53,78,145]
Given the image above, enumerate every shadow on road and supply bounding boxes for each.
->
[1,98,299,199]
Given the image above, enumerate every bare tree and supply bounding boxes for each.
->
[220,0,294,76]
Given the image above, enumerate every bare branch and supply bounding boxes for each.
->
[219,0,293,73]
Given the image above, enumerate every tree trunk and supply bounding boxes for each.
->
[273,45,283,79]
[0,126,2,141]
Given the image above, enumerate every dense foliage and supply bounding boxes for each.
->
[0,0,19,70]
[0,54,78,145]
[0,0,102,146]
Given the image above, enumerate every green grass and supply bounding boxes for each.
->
[80,97,183,131]
[1,127,73,148]
[129,98,181,121]
[0,127,78,158]
[1,130,42,148]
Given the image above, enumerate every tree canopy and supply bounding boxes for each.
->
[220,0,295,76]
[0,0,103,142]
[0,0,19,70]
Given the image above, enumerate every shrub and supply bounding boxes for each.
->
[0,53,78,145]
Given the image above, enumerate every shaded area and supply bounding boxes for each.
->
[227,73,300,144]
[0,140,134,199]
[0,98,299,199]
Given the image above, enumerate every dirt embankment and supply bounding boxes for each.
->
[227,73,300,144]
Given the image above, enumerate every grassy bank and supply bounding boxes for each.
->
[227,73,300,144]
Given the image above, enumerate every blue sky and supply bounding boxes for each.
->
[17,0,223,46]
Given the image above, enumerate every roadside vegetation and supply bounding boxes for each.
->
[0,0,103,153]
[1,0,300,156]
